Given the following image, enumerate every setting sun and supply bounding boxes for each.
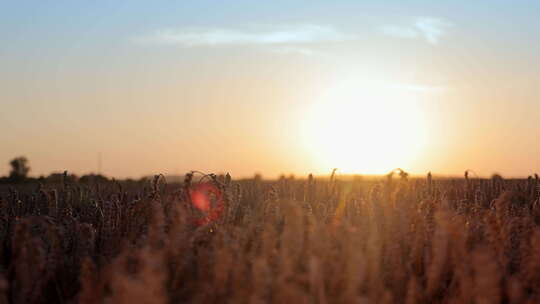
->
[304,80,428,174]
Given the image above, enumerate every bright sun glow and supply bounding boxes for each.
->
[304,80,428,174]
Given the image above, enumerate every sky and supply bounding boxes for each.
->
[1,1,540,178]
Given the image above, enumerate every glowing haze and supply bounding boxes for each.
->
[1,1,540,178]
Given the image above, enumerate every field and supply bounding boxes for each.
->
[1,172,540,303]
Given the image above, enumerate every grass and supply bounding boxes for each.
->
[0,171,539,303]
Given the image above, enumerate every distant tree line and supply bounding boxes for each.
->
[0,156,110,184]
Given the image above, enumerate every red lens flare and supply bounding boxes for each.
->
[189,182,225,226]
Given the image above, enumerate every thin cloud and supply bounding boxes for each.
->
[134,24,354,47]
[415,17,452,44]
[381,17,452,45]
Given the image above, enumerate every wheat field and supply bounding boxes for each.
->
[1,171,540,303]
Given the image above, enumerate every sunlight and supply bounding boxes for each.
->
[304,79,428,174]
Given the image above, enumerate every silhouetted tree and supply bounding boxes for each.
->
[9,156,30,182]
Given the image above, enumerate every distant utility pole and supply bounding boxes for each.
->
[98,152,102,175]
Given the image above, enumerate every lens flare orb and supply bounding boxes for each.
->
[189,183,225,226]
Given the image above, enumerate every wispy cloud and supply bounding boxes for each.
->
[381,17,452,45]
[134,24,354,47]
[414,18,453,44]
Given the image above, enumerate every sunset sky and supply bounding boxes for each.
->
[1,1,540,178]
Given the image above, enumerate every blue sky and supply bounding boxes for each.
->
[1,1,540,177]
[3,1,539,51]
